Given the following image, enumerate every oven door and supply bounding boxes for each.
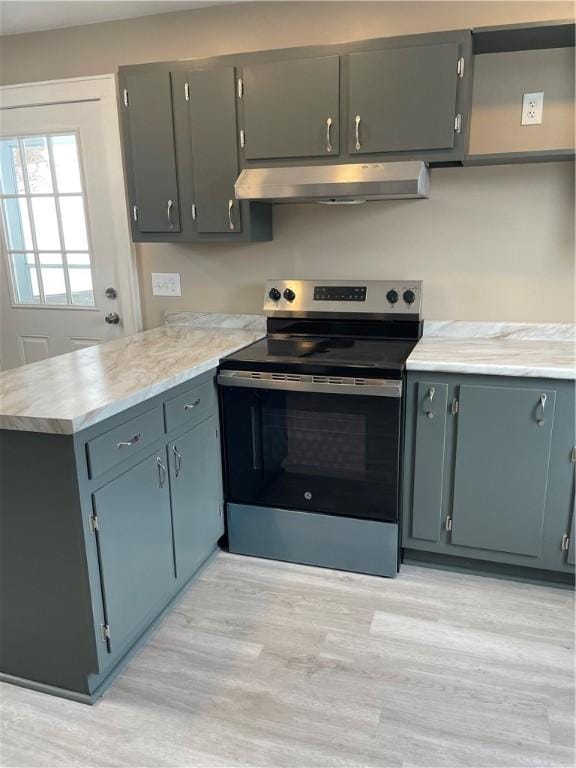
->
[219,373,401,522]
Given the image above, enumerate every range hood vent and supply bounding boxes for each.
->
[234,161,430,203]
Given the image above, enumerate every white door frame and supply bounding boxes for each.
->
[0,74,142,335]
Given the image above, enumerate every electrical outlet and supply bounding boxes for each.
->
[521,92,544,125]
[151,272,182,297]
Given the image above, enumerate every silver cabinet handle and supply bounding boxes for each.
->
[536,393,547,427]
[172,444,182,477]
[117,432,141,448]
[157,456,167,488]
[561,533,570,552]
[354,115,361,151]
[184,398,201,411]
[167,199,174,229]
[425,386,435,419]
[326,117,333,153]
[228,199,235,231]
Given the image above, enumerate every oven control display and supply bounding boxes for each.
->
[313,286,367,302]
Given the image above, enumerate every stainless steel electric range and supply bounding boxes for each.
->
[218,279,423,577]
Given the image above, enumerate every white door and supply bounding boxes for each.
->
[0,76,140,370]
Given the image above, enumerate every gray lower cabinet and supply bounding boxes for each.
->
[241,55,340,160]
[0,370,223,702]
[450,384,555,558]
[119,69,181,235]
[402,372,575,579]
[169,416,224,584]
[348,42,461,156]
[93,451,175,656]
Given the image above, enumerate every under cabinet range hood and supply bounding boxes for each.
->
[234,161,430,204]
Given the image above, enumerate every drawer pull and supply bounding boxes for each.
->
[116,432,142,448]
[157,456,167,488]
[184,398,201,411]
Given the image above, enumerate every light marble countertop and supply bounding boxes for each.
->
[407,337,576,380]
[0,326,265,435]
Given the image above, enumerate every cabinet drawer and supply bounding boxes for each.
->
[164,378,216,434]
[86,406,164,480]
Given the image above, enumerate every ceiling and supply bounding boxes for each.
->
[0,1,231,36]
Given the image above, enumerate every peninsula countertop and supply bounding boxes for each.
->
[0,326,265,435]
[407,322,575,380]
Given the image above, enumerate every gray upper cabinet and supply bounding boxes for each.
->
[92,450,175,657]
[120,70,180,234]
[169,416,224,584]
[186,66,242,233]
[242,56,340,159]
[348,42,461,156]
[451,385,555,558]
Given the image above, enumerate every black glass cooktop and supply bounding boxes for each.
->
[220,335,419,378]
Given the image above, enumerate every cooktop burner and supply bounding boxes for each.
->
[220,335,418,378]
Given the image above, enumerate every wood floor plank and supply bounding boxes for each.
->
[1,553,573,768]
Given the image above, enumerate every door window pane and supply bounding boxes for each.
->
[0,132,94,308]
[38,252,63,265]
[23,137,53,193]
[59,196,88,250]
[2,198,33,249]
[31,197,60,250]
[10,253,41,304]
[41,266,68,304]
[0,140,25,194]
[69,267,95,306]
[52,135,82,193]
[67,252,90,265]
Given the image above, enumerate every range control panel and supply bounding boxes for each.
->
[313,286,367,302]
[263,279,422,316]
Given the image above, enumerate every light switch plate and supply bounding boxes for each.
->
[521,92,544,125]
[151,272,182,297]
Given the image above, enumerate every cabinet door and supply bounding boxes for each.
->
[348,43,459,155]
[122,70,180,233]
[93,451,174,654]
[451,385,556,558]
[410,382,449,542]
[169,416,224,583]
[242,56,340,159]
[187,67,241,233]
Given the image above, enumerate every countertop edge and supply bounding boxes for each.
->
[1,354,237,436]
[406,360,576,380]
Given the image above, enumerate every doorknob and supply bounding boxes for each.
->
[105,312,121,325]
[105,287,118,299]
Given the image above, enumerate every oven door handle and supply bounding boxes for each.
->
[250,405,262,471]
[218,372,402,398]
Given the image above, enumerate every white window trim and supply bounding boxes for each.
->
[0,75,142,335]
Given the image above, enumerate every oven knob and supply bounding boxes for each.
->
[386,289,399,304]
[283,288,296,302]
[403,289,416,305]
[268,288,281,301]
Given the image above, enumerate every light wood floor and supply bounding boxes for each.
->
[1,553,574,768]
